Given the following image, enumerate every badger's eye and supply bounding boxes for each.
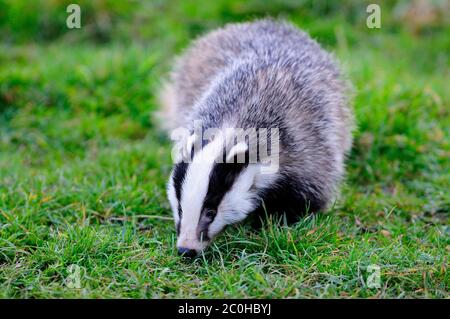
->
[205,209,216,219]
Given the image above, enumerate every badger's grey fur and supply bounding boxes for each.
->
[160,19,354,257]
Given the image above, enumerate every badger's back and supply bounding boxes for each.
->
[161,19,354,217]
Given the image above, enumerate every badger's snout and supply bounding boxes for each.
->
[176,234,210,257]
[177,247,198,258]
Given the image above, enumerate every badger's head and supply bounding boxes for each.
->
[167,130,277,257]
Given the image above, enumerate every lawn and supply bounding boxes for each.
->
[0,0,449,298]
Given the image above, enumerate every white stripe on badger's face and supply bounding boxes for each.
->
[167,171,179,225]
[208,165,258,236]
[209,165,278,238]
[177,135,225,251]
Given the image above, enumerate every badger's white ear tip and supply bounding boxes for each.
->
[186,133,197,149]
[226,142,248,162]
[182,133,197,158]
[170,132,197,161]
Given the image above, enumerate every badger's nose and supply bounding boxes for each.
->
[177,247,198,258]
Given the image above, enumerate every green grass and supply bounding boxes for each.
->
[0,1,449,298]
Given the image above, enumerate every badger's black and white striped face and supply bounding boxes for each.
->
[167,136,269,257]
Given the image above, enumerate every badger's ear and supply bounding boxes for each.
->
[170,129,198,163]
[226,141,248,163]
[182,133,197,160]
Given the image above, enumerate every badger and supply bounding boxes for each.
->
[159,19,354,257]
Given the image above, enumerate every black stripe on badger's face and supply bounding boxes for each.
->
[172,162,188,235]
[197,162,248,241]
